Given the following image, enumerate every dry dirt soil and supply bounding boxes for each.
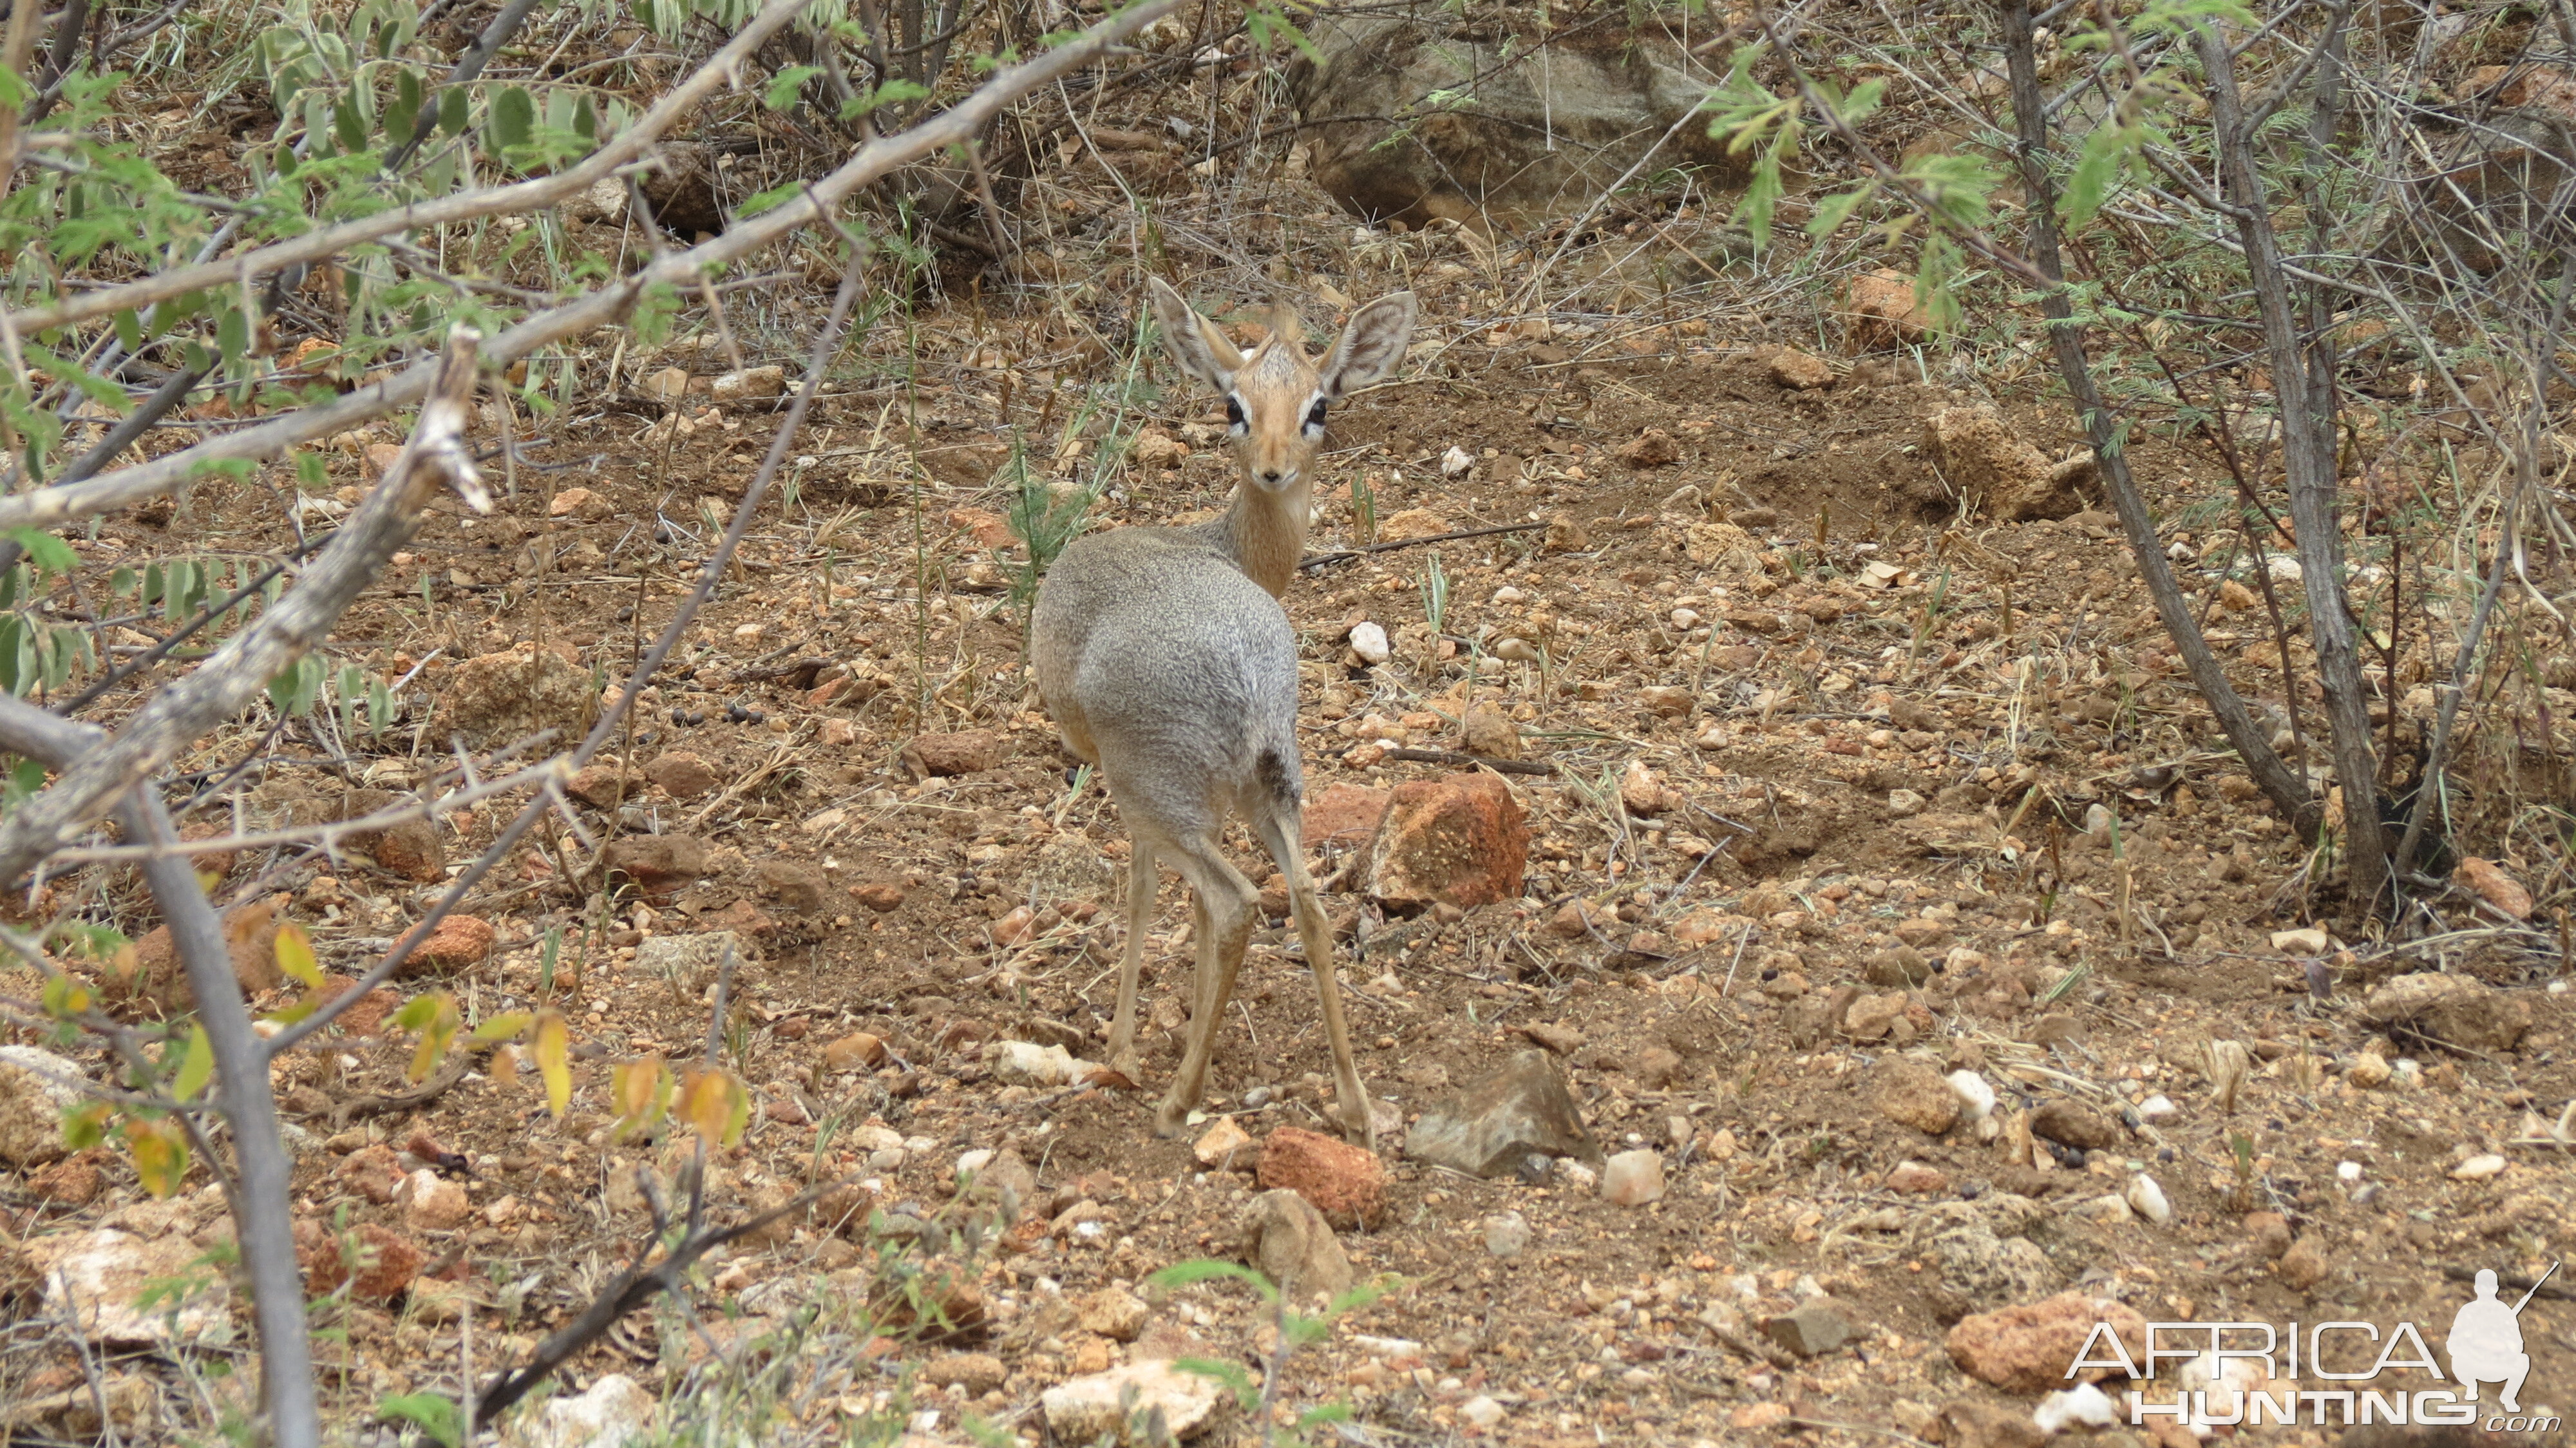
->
[4,256,2574,1448]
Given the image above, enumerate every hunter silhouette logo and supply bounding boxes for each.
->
[2449,1264,2553,1415]
[2070,1260,2561,1431]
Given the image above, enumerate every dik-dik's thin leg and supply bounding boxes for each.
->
[1155,843,1258,1138]
[1253,814,1374,1149]
[1104,841,1155,1079]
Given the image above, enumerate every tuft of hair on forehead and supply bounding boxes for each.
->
[1264,301,1305,349]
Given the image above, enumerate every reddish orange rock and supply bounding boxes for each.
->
[1363,772,1529,913]
[1304,784,1390,848]
[1257,1126,1385,1230]
[395,914,495,975]
[299,1221,423,1302]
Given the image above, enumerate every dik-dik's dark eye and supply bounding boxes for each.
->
[1305,399,1327,430]
[1224,395,1246,430]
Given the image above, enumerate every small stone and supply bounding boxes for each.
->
[0,1047,81,1167]
[1768,347,1835,389]
[1947,1071,1999,1122]
[2029,1100,2120,1152]
[1348,620,1392,665]
[1634,1046,1683,1089]
[565,765,635,808]
[1521,1022,1584,1055]
[2125,1174,2172,1225]
[823,1033,886,1072]
[396,1168,472,1232]
[1766,1296,1862,1357]
[1947,1293,2148,1394]
[1405,1050,1595,1177]
[1441,445,1475,477]
[26,1228,231,1346]
[1239,1188,1352,1304]
[1077,1287,1150,1343]
[1844,268,1934,347]
[1258,1127,1385,1229]
[2270,926,2331,954]
[1614,428,1680,468]
[2454,857,2534,919]
[601,834,710,899]
[1618,759,1671,815]
[2276,1237,2329,1289]
[299,1221,423,1304]
[1459,705,1521,759]
[923,1353,1007,1394]
[1886,1161,1947,1194]
[2348,1051,2391,1088]
[851,882,905,912]
[28,1154,104,1205]
[641,367,691,404]
[989,1040,1081,1087]
[1886,788,1926,818]
[1364,772,1530,913]
[1600,1149,1665,1206]
[1482,1210,1531,1258]
[1866,945,1931,987]
[1940,1400,2046,1448]
[1732,1402,1795,1429]
[1872,1056,1961,1136]
[902,729,1007,777]
[1041,1361,1229,1444]
[2244,1211,2293,1259]
[1459,1395,1506,1429]
[708,365,786,401]
[645,752,721,799]
[394,914,495,975]
[547,487,611,521]
[1193,1116,1255,1168]
[2360,972,2532,1052]
[529,1373,654,1448]
[633,932,747,993]
[2451,1152,2508,1181]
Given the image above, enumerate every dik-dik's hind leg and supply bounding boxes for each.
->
[1251,811,1374,1150]
[1154,840,1258,1138]
[1102,841,1155,1081]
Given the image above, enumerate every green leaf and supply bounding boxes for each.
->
[335,95,368,153]
[2062,122,2136,230]
[6,528,77,576]
[1146,1259,1278,1301]
[295,452,328,490]
[1170,1357,1259,1411]
[62,1100,111,1149]
[216,308,249,370]
[491,86,535,152]
[172,1024,214,1101]
[735,180,801,219]
[375,1394,463,1448]
[840,78,929,120]
[437,85,469,137]
[113,310,143,354]
[764,65,824,111]
[388,66,423,140]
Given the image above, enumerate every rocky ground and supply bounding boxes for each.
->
[4,48,2575,1448]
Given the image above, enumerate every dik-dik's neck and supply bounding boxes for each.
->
[1207,477,1312,599]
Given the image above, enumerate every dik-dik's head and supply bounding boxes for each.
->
[1146,277,1417,493]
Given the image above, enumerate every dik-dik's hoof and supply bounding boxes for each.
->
[1152,1099,1191,1139]
[1107,1045,1144,1085]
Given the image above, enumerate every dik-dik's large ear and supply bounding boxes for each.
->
[1318,292,1418,399]
[1146,277,1245,392]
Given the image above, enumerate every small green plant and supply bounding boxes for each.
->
[1351,473,1378,546]
[1148,1259,1400,1447]
[1417,551,1449,671]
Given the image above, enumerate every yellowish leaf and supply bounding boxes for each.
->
[469,1009,535,1045]
[679,1067,748,1147]
[274,921,323,989]
[171,1024,213,1102]
[610,1055,667,1139]
[124,1118,189,1199]
[402,991,459,1085]
[534,1009,571,1118]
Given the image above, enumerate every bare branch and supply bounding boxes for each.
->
[0,0,1186,537]
[0,0,812,340]
[0,329,489,887]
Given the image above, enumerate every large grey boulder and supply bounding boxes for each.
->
[1286,16,1743,231]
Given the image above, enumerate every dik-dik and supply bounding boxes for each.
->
[1030,278,1416,1144]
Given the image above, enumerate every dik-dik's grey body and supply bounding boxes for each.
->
[1031,277,1416,1144]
